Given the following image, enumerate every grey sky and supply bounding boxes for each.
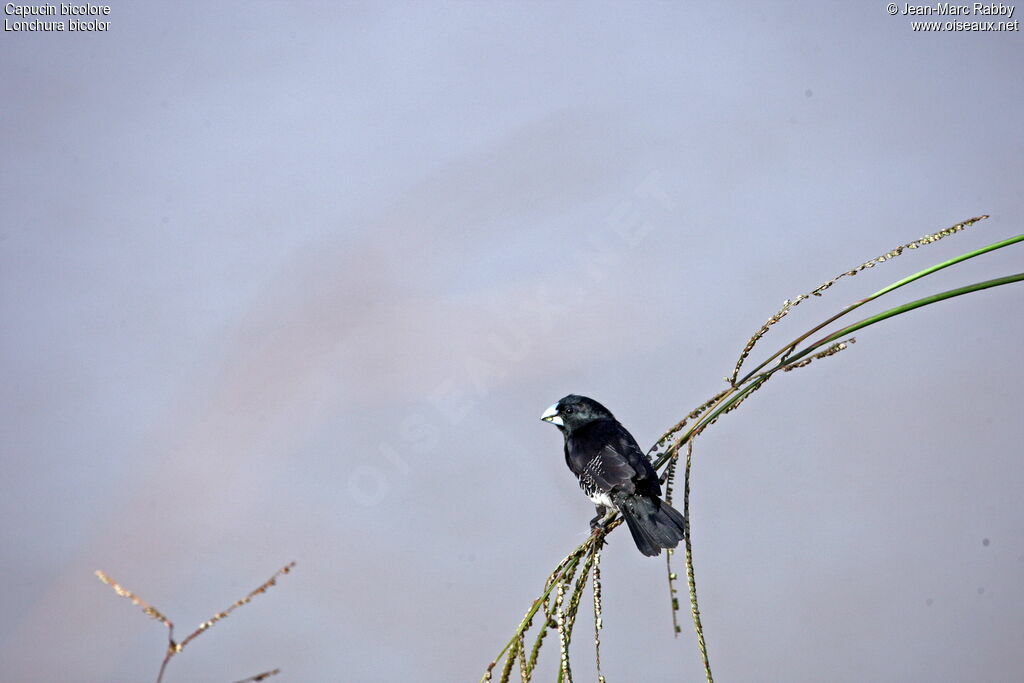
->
[2,2,1022,681]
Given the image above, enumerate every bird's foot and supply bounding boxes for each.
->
[589,513,617,534]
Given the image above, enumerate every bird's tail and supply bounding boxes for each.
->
[616,494,687,557]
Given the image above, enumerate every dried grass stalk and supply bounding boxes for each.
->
[96,562,295,683]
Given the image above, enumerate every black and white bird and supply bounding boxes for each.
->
[541,394,686,557]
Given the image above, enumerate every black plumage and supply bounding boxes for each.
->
[541,394,686,557]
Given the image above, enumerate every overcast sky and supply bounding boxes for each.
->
[2,2,1022,681]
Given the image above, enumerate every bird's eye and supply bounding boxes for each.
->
[564,407,574,415]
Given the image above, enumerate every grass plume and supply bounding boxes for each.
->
[96,562,295,683]
[484,216,1022,681]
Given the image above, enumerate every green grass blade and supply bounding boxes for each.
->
[785,273,1024,365]
[736,233,1024,386]
[870,234,1024,299]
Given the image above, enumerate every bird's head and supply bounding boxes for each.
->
[540,394,614,433]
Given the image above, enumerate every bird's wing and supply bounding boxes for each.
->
[570,419,661,496]
[569,419,664,497]
[581,442,640,494]
[608,422,662,498]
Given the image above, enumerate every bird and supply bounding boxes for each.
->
[541,394,686,557]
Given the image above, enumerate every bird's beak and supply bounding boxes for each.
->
[540,403,563,426]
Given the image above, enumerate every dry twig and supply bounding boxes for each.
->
[96,562,295,682]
